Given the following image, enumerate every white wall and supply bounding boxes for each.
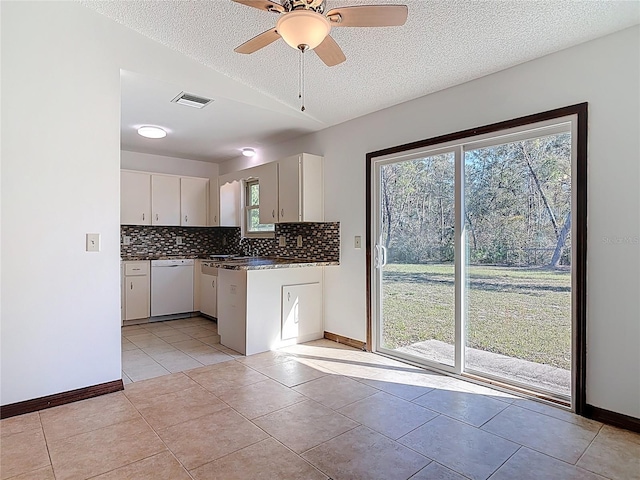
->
[2,1,637,419]
[0,1,291,406]
[220,27,640,418]
[121,150,218,180]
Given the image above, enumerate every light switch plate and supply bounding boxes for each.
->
[279,235,286,247]
[176,236,183,245]
[355,236,362,249]
[86,233,100,252]
[297,235,303,248]
[122,235,131,245]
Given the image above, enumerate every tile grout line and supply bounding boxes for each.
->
[269,428,354,479]
[512,399,604,429]
[38,411,58,480]
[472,406,598,468]
[118,380,198,480]
[573,423,613,478]
[476,402,511,429]
[485,445,523,480]
[37,393,143,447]
[409,461,469,480]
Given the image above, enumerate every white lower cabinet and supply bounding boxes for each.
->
[281,283,322,341]
[200,270,218,318]
[218,266,323,355]
[122,261,150,322]
[218,269,247,355]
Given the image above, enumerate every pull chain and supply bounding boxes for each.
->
[298,45,307,112]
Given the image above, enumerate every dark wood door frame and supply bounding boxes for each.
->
[365,103,588,414]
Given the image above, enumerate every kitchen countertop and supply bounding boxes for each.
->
[205,257,339,270]
[121,255,339,269]
[121,255,202,261]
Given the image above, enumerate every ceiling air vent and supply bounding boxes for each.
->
[171,92,213,109]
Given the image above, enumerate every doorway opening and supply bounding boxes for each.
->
[367,104,587,410]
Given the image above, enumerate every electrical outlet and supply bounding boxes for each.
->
[176,236,183,245]
[297,235,303,248]
[355,236,362,249]
[122,235,131,245]
[279,235,286,247]
[86,233,100,252]
[222,237,227,246]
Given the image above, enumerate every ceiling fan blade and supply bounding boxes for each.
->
[326,5,408,27]
[232,0,284,14]
[234,28,281,54]
[314,35,346,67]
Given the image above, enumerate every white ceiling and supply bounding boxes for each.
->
[84,0,640,163]
[120,70,322,162]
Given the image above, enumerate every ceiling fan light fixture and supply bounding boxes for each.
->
[137,126,167,139]
[276,10,331,50]
[242,147,256,157]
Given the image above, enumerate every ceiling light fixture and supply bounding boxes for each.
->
[242,148,256,157]
[137,126,167,139]
[276,10,331,51]
[275,9,331,113]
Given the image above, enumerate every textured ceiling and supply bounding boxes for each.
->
[83,0,639,161]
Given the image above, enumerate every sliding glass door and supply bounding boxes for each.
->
[463,132,573,398]
[371,114,579,404]
[375,149,458,369]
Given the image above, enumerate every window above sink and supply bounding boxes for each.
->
[244,179,275,238]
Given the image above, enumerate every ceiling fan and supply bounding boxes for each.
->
[233,0,409,67]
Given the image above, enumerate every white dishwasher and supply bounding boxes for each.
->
[151,259,194,317]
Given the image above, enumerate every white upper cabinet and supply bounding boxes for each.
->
[121,171,151,225]
[151,175,180,226]
[180,177,209,227]
[257,162,279,224]
[121,171,212,226]
[209,177,220,226]
[219,180,241,227]
[278,153,323,223]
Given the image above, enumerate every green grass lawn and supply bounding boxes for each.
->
[381,263,572,370]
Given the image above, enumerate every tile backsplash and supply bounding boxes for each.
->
[121,222,340,262]
[120,226,236,258]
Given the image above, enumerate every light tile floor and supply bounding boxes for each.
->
[2,333,639,479]
[120,317,234,383]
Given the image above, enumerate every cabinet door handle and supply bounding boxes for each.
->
[185,215,188,223]
[130,282,133,290]
[287,292,290,301]
[281,208,284,217]
[272,209,275,218]
[156,213,159,221]
[142,213,145,221]
[214,215,217,223]
[212,280,215,288]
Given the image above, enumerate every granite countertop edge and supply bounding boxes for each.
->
[213,260,340,270]
[120,255,339,269]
